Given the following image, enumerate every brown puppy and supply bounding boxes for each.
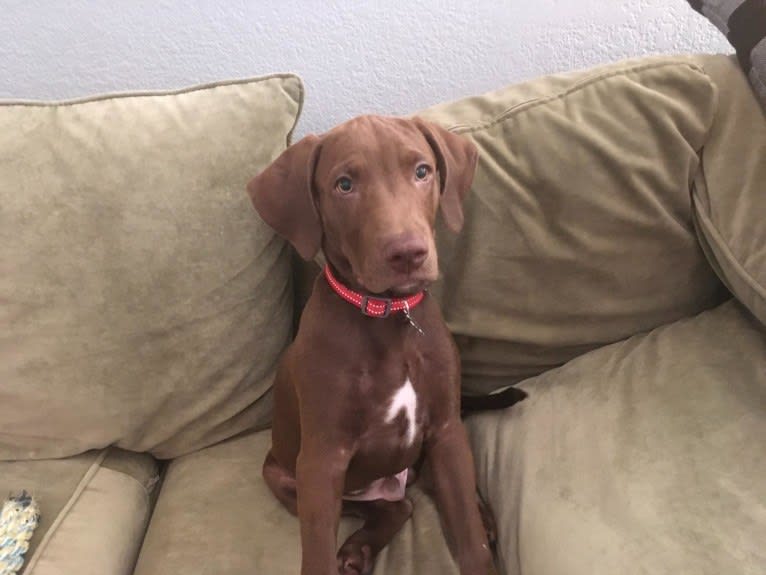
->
[248,115,512,575]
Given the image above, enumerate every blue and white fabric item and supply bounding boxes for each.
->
[0,492,39,575]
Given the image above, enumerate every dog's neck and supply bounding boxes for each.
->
[323,262,425,319]
[322,252,368,295]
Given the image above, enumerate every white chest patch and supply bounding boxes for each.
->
[385,377,418,446]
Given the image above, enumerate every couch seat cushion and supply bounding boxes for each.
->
[0,448,159,575]
[1,74,302,460]
[133,430,459,575]
[417,56,726,394]
[466,300,766,575]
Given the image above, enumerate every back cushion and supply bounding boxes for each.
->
[691,55,766,326]
[0,75,302,459]
[419,57,727,394]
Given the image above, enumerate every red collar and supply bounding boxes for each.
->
[324,265,425,318]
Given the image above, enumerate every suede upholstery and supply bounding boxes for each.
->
[1,54,764,575]
[692,55,766,325]
[133,431,459,575]
[0,75,302,460]
[0,448,159,575]
[466,300,766,575]
[418,56,727,394]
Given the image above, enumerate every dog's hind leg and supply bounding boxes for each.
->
[337,498,413,575]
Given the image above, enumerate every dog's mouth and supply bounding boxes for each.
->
[355,271,434,297]
[347,248,438,296]
[388,279,430,296]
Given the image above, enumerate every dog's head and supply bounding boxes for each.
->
[247,115,477,295]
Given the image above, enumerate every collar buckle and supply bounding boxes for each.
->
[360,295,392,318]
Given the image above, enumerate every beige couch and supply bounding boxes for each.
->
[1,55,764,575]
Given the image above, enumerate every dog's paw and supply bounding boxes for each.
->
[337,542,373,575]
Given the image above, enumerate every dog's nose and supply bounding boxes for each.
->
[384,235,428,274]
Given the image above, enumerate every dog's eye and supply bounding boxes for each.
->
[335,176,353,194]
[415,164,431,181]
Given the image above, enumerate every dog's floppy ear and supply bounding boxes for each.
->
[247,135,322,260]
[413,118,478,232]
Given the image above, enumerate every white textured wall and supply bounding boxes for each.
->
[1,0,730,136]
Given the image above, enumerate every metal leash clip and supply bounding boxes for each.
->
[402,300,425,336]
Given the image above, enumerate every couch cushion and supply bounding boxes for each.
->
[133,430,459,575]
[466,300,766,575]
[0,448,159,575]
[418,56,727,394]
[691,55,766,325]
[0,75,302,460]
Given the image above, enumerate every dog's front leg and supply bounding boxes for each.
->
[426,419,497,575]
[296,443,351,575]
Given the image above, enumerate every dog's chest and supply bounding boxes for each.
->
[351,369,426,464]
[384,377,419,446]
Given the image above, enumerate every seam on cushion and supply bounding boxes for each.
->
[99,467,154,574]
[750,65,766,92]
[22,448,110,575]
[447,60,710,135]
[99,466,153,509]
[692,193,766,300]
[284,77,305,148]
[693,202,735,297]
[101,462,161,495]
[698,63,720,144]
[0,73,302,108]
